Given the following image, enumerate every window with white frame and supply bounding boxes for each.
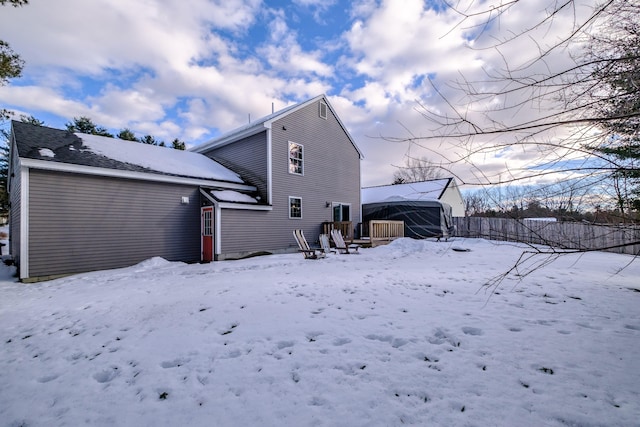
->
[289,196,302,219]
[289,142,303,175]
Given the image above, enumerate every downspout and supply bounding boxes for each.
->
[214,203,222,260]
[266,125,273,205]
[19,167,29,280]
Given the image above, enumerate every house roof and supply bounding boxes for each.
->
[361,178,455,204]
[191,94,363,158]
[10,121,247,186]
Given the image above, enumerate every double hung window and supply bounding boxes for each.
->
[289,196,302,219]
[289,142,303,175]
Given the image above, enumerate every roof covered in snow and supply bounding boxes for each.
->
[361,178,455,204]
[208,189,259,204]
[11,121,244,184]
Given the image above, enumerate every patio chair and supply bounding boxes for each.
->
[330,229,360,254]
[319,233,336,255]
[293,229,326,259]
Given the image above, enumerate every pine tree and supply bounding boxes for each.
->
[587,1,640,213]
[0,0,28,120]
[171,138,186,150]
[117,128,137,141]
[66,117,114,138]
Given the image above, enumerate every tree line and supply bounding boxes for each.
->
[64,116,186,150]
[391,0,639,225]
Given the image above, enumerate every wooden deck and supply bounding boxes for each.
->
[322,220,405,248]
[322,221,354,241]
[368,220,404,247]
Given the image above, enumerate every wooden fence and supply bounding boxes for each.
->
[453,217,640,255]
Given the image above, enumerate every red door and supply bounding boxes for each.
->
[201,207,213,262]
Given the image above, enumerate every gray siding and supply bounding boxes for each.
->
[203,132,269,199]
[27,169,201,279]
[8,140,22,264]
[219,100,361,254]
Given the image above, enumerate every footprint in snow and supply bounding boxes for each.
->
[332,337,351,346]
[461,326,483,336]
[161,358,189,368]
[93,367,119,383]
[365,334,409,348]
[37,373,59,383]
[277,340,295,350]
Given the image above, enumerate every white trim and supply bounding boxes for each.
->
[267,128,273,205]
[217,203,272,211]
[191,95,364,159]
[199,188,272,212]
[191,123,269,153]
[289,196,302,219]
[215,204,222,256]
[331,202,352,221]
[19,168,29,280]
[288,141,304,176]
[20,158,256,192]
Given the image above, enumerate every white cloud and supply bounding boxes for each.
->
[0,0,605,187]
[0,85,94,121]
[258,11,333,77]
[292,0,338,23]
[88,85,167,125]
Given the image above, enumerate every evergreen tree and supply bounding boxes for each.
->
[139,135,157,145]
[117,128,137,141]
[0,0,28,120]
[65,117,113,138]
[171,138,186,150]
[587,1,640,213]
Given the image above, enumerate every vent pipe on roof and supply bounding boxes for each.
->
[248,113,250,123]
[272,102,274,114]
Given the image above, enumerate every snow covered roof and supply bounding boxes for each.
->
[11,121,246,186]
[362,178,454,204]
[208,190,259,204]
[79,133,242,183]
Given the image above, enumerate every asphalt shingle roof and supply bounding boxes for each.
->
[11,121,244,183]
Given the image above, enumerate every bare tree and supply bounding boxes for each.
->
[399,1,638,208]
[391,156,445,184]
[393,0,639,278]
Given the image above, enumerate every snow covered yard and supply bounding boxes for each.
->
[0,238,638,427]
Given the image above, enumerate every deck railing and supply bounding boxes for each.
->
[322,221,353,241]
[368,220,405,247]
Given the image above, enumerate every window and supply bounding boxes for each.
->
[203,209,212,235]
[289,142,303,175]
[289,196,302,219]
[332,203,351,221]
[319,102,328,120]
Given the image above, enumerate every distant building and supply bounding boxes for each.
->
[362,178,465,217]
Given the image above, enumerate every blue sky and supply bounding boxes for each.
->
[0,0,596,186]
